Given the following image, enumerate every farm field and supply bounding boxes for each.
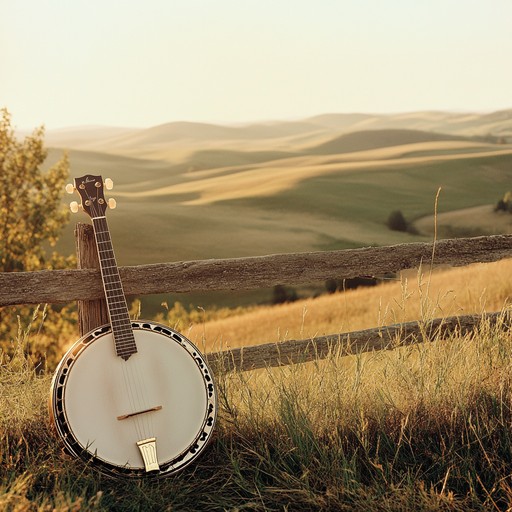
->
[45,110,512,270]
[40,110,512,315]
[2,110,512,510]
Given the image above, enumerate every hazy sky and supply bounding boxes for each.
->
[1,0,511,130]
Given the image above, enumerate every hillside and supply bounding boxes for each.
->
[3,258,512,510]
[46,111,512,281]
[180,258,512,352]
[45,109,512,152]
[4,111,512,511]
[414,205,512,238]
[308,110,512,137]
[306,128,467,155]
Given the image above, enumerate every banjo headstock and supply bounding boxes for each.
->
[66,174,115,218]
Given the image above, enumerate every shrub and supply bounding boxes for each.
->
[0,108,71,271]
[495,192,512,213]
[272,285,298,304]
[387,210,408,232]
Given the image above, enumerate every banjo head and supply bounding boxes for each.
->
[50,321,217,478]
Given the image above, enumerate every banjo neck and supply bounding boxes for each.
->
[70,174,137,361]
[91,215,137,361]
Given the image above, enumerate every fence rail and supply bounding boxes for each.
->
[1,228,511,372]
[208,311,509,373]
[1,230,511,307]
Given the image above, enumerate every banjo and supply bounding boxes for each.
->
[50,174,217,478]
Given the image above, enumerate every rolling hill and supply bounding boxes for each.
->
[306,128,468,155]
[45,109,512,155]
[307,110,512,137]
[47,110,512,291]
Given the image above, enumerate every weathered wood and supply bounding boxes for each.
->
[75,223,109,336]
[208,311,510,373]
[0,234,511,307]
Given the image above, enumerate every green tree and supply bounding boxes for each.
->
[0,108,71,271]
[387,210,408,232]
[272,284,298,304]
[494,191,512,213]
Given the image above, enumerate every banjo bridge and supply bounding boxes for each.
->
[116,405,162,421]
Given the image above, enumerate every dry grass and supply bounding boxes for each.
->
[2,307,512,509]
[184,259,512,352]
[2,258,512,509]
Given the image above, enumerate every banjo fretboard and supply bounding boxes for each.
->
[92,216,137,360]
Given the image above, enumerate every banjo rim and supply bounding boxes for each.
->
[49,320,217,478]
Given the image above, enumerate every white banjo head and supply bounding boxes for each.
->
[50,321,217,478]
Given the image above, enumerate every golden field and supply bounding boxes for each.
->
[2,256,512,510]
[177,258,512,353]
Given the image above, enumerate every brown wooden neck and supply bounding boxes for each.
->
[92,216,137,361]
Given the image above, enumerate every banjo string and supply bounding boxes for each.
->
[125,355,154,440]
[91,198,152,441]
[90,197,153,442]
[121,361,144,440]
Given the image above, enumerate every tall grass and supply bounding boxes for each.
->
[182,259,512,353]
[2,297,512,510]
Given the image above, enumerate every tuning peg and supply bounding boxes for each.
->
[108,197,117,209]
[104,178,114,190]
[65,183,75,194]
[70,201,79,213]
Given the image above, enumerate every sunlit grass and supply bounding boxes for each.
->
[0,258,511,509]
[2,285,512,509]
[181,259,512,352]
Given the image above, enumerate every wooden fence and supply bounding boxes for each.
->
[1,225,511,372]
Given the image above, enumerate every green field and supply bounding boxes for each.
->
[54,151,512,264]
[45,112,512,312]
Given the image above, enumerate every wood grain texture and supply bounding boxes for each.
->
[207,311,510,373]
[0,233,511,307]
[75,223,109,336]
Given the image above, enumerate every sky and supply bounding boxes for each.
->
[1,0,512,130]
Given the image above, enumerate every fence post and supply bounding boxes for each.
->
[75,223,109,336]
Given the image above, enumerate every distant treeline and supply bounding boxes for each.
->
[271,276,385,305]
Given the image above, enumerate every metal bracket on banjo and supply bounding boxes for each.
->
[136,437,160,472]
